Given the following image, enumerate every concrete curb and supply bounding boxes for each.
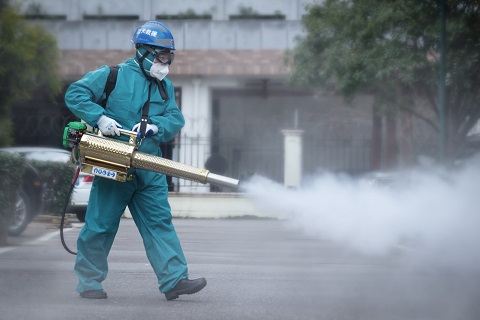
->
[124,192,271,219]
[36,193,275,222]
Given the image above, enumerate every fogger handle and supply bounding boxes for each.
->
[97,128,138,136]
[98,128,139,144]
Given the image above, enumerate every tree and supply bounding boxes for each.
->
[0,3,61,146]
[287,0,480,164]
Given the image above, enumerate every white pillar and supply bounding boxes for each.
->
[141,0,153,21]
[176,77,211,193]
[68,0,80,21]
[281,129,304,189]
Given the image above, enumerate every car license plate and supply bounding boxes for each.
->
[92,166,117,180]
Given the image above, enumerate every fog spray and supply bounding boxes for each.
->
[242,154,480,272]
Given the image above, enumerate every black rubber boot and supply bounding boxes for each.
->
[80,290,108,299]
[165,278,207,301]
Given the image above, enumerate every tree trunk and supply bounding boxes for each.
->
[385,114,397,169]
[371,109,382,170]
[398,109,413,167]
[0,227,7,246]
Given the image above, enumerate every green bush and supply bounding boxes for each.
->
[30,160,76,214]
[0,152,25,243]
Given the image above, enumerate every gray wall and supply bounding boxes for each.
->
[35,20,304,50]
[16,0,313,50]
[16,0,321,21]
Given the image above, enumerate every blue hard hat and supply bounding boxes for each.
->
[131,21,175,50]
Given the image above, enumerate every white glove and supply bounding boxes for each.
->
[97,115,122,136]
[132,122,158,137]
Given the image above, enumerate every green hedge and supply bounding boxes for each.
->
[30,160,76,214]
[0,152,25,241]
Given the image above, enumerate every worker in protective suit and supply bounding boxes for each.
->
[64,21,206,300]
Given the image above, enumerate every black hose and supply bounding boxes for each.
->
[60,165,81,255]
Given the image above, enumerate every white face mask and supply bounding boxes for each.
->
[150,62,169,80]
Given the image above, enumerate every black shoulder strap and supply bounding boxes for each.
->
[156,78,169,101]
[100,65,119,108]
[139,80,169,137]
[139,82,153,137]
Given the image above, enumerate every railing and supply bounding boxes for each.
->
[170,135,372,192]
[168,134,283,192]
[303,138,372,177]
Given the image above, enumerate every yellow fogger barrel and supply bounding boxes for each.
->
[77,129,239,189]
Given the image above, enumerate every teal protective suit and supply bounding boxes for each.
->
[65,58,188,294]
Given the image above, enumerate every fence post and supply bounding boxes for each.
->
[281,129,304,189]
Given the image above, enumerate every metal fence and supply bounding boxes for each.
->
[169,134,284,192]
[171,135,372,192]
[303,138,372,177]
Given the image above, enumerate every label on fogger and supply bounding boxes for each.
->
[92,166,117,180]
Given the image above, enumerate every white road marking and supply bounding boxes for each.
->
[0,228,74,255]
[0,247,14,254]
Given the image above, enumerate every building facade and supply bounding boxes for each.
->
[13,0,377,191]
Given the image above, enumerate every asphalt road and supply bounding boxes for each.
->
[1,217,479,320]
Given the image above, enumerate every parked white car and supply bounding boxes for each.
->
[70,171,93,222]
[0,148,44,236]
[3,147,93,222]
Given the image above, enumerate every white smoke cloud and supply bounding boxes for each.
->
[242,154,480,272]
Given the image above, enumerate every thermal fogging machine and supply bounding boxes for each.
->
[63,122,239,190]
